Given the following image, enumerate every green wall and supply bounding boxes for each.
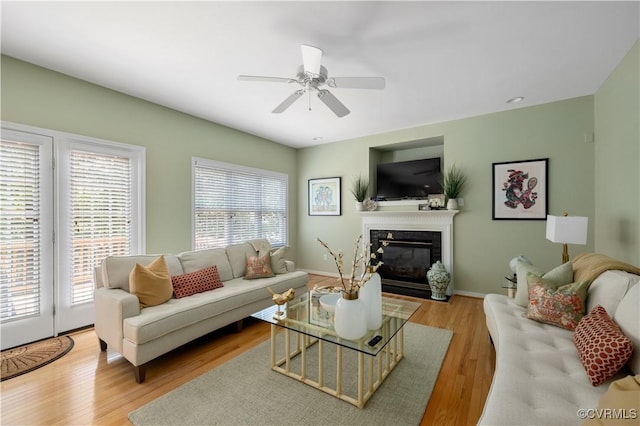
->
[0,56,299,256]
[298,97,596,295]
[594,41,640,265]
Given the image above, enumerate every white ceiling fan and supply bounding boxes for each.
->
[238,44,385,118]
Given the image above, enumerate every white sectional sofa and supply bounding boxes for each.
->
[480,254,640,425]
[94,240,308,383]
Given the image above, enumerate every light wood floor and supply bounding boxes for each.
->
[0,275,495,425]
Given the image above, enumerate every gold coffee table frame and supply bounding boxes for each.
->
[252,293,421,408]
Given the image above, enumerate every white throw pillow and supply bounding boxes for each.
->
[614,283,640,375]
[586,270,633,314]
[514,261,573,307]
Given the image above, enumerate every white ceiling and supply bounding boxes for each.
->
[1,1,639,148]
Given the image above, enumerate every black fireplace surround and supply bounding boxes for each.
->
[369,229,442,299]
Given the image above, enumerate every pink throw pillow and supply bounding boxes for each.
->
[244,254,275,280]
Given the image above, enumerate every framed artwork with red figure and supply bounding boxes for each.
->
[492,158,548,220]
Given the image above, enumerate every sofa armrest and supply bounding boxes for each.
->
[285,260,296,272]
[94,287,140,353]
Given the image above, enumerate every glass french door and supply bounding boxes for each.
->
[0,129,55,350]
[1,124,144,349]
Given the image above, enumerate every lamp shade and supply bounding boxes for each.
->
[545,215,588,244]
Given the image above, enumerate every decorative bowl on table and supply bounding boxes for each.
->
[319,293,341,314]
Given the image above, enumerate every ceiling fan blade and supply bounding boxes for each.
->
[301,44,322,76]
[328,77,386,90]
[272,90,304,113]
[238,75,296,83]
[317,90,350,118]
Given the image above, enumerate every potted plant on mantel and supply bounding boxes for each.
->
[442,163,466,210]
[350,175,369,211]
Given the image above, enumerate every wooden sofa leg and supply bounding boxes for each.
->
[98,338,107,351]
[134,365,147,383]
[235,319,244,332]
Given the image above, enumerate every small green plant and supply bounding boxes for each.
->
[442,163,466,200]
[350,175,369,202]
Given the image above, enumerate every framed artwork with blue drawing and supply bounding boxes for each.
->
[308,177,341,216]
[492,158,548,220]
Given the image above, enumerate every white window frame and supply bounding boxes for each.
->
[192,157,288,250]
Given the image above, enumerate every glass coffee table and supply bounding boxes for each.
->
[251,291,421,408]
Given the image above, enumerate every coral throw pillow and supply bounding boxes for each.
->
[171,265,224,298]
[574,305,633,386]
[129,255,173,308]
[244,254,275,280]
[526,274,589,330]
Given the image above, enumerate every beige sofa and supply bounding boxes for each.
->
[94,240,309,383]
[480,254,640,425]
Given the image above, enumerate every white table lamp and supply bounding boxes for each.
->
[546,213,588,263]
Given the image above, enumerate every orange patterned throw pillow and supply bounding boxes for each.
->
[573,305,633,386]
[526,274,589,330]
[171,265,224,298]
[244,254,275,280]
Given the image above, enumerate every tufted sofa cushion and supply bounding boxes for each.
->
[480,294,626,425]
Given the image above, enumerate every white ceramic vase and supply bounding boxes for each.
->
[427,261,450,300]
[334,292,368,340]
[446,198,458,210]
[359,273,383,330]
[355,201,364,211]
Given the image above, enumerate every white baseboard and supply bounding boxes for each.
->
[302,269,340,278]
[453,290,485,299]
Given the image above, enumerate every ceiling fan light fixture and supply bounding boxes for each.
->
[301,44,322,77]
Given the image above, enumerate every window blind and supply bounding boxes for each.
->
[194,159,287,250]
[69,150,132,304]
[0,140,41,322]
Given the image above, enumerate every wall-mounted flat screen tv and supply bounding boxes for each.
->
[376,158,442,200]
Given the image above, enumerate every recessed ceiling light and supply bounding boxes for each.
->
[506,96,525,104]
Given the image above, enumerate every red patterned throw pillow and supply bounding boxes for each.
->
[573,305,633,386]
[171,265,223,298]
[244,254,275,280]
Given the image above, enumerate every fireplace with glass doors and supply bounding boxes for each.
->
[369,229,443,299]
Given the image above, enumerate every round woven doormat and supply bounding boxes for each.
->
[1,336,74,381]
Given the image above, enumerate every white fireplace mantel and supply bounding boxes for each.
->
[360,210,458,295]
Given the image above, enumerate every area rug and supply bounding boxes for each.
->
[1,336,74,381]
[129,322,452,426]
